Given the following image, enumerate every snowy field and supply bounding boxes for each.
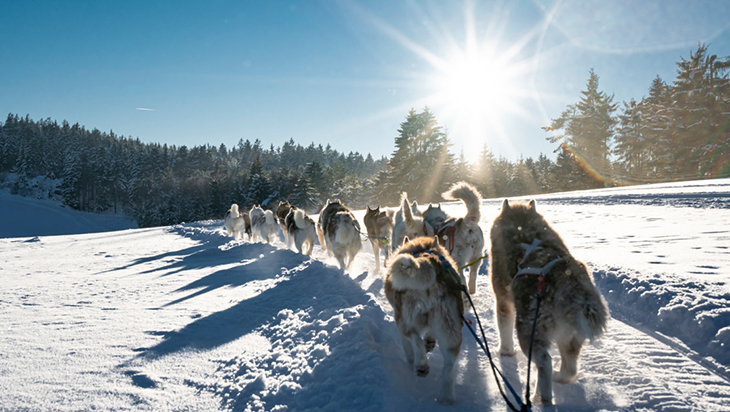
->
[1,179,729,411]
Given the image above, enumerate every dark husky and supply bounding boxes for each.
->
[490,199,609,405]
[384,236,464,404]
[363,205,394,272]
[276,200,294,241]
[317,199,362,270]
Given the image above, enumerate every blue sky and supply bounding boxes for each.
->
[2,1,730,162]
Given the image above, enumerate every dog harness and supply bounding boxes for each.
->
[512,238,563,295]
[436,219,457,253]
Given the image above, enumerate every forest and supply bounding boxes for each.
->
[1,44,728,227]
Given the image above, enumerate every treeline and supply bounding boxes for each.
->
[545,43,730,187]
[0,116,386,226]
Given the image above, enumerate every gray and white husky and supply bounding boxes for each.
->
[391,192,434,250]
[384,236,464,404]
[490,199,609,405]
[223,204,251,241]
[440,182,485,295]
[317,199,362,270]
[285,208,317,256]
[249,205,278,244]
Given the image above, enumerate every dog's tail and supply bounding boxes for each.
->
[294,209,309,229]
[389,254,436,291]
[574,285,609,342]
[230,204,240,219]
[443,182,482,222]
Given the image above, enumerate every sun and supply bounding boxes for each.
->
[429,46,526,156]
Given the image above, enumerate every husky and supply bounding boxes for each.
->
[422,203,448,234]
[223,204,251,241]
[490,199,609,405]
[249,205,278,244]
[317,199,362,270]
[363,205,394,272]
[391,192,434,250]
[285,208,317,255]
[440,182,485,295]
[276,200,294,241]
[384,236,464,404]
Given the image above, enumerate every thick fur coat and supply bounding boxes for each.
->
[363,205,395,272]
[285,208,317,256]
[391,193,434,251]
[441,182,485,295]
[223,204,251,241]
[317,199,362,270]
[489,199,609,405]
[249,205,278,244]
[384,236,464,404]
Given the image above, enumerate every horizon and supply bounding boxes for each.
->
[2,1,729,163]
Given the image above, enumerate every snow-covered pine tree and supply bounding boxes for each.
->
[545,69,617,188]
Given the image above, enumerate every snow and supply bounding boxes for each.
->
[1,179,730,411]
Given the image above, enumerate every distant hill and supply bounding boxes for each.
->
[0,190,137,238]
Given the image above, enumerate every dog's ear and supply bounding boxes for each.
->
[502,199,510,211]
[528,199,536,212]
[403,235,410,245]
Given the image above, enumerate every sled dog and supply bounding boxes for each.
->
[363,205,394,272]
[391,192,434,250]
[421,203,448,235]
[223,204,251,241]
[249,205,278,244]
[384,236,464,404]
[286,208,317,256]
[276,200,294,241]
[317,199,362,270]
[440,182,485,295]
[490,199,609,405]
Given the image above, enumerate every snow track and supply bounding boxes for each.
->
[2,179,730,411]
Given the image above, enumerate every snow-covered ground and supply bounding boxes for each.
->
[0,188,137,238]
[1,179,729,411]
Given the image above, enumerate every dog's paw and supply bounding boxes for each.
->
[499,347,515,357]
[531,393,553,406]
[415,364,430,377]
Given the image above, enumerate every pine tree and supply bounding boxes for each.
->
[545,69,617,187]
[614,98,647,181]
[387,107,455,203]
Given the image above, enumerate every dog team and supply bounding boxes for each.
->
[222,181,609,406]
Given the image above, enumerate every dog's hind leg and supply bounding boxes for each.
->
[371,240,381,272]
[317,225,327,252]
[496,299,516,356]
[554,336,582,384]
[407,333,429,377]
[437,341,461,404]
[519,336,553,405]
